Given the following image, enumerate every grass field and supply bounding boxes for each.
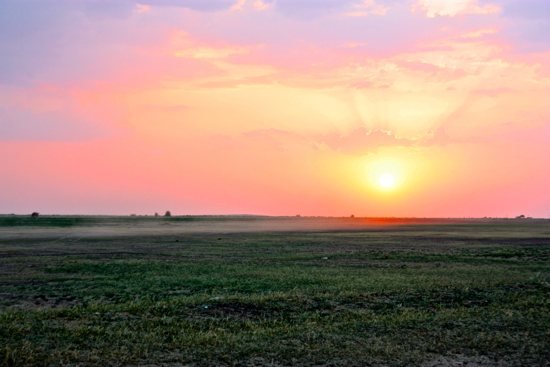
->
[1,216,549,366]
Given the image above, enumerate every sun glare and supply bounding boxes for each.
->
[379,173,395,188]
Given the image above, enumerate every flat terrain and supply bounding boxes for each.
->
[1,216,549,366]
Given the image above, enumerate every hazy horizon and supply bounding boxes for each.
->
[1,213,546,220]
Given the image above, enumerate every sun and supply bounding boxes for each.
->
[379,173,395,188]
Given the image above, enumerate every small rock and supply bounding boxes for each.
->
[322,257,328,260]
[209,297,224,301]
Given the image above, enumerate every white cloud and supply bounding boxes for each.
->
[460,28,499,38]
[231,0,271,12]
[343,0,389,17]
[230,0,246,11]
[252,0,270,11]
[171,30,250,59]
[344,42,367,48]
[136,4,150,13]
[413,0,500,18]
[174,46,249,59]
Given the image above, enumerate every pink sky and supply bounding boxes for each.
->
[0,0,549,217]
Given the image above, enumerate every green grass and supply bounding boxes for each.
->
[1,218,550,366]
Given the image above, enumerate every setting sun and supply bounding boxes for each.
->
[380,173,395,188]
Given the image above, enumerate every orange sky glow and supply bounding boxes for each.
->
[0,0,548,217]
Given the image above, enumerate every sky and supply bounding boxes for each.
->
[0,0,549,217]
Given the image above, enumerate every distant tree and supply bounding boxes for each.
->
[165,211,171,217]
[516,215,525,219]
[31,212,39,218]
[350,214,355,218]
[154,212,159,217]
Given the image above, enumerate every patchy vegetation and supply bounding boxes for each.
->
[1,218,549,366]
[0,215,197,228]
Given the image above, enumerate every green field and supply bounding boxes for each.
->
[1,216,549,366]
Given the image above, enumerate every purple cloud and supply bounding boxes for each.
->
[0,106,121,141]
[500,0,550,20]
[0,0,546,89]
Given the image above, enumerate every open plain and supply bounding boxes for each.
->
[1,216,549,366]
